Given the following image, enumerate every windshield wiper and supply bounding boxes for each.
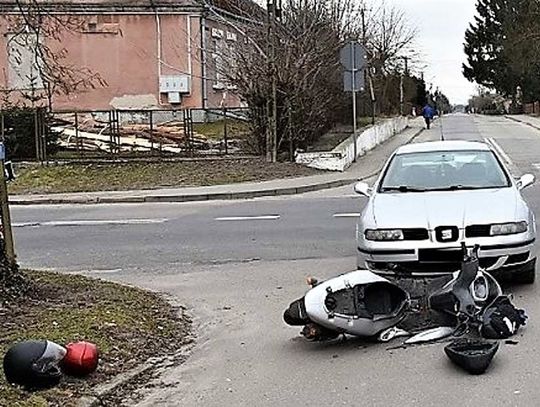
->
[426,185,480,191]
[381,186,427,193]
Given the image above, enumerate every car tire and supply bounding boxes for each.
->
[513,259,536,285]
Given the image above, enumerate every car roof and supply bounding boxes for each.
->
[395,140,491,155]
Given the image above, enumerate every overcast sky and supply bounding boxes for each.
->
[377,0,478,105]
[256,0,479,104]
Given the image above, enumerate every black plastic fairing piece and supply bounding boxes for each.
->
[452,244,480,317]
[283,297,310,326]
[444,339,499,375]
[428,244,480,317]
[481,296,528,339]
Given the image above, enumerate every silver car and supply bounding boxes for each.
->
[354,140,536,284]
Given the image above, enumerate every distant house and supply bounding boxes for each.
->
[0,0,254,111]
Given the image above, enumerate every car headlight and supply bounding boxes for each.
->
[365,229,404,241]
[490,222,528,236]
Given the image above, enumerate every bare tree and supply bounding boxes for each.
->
[212,0,418,157]
[216,0,365,157]
[363,2,418,114]
[365,3,416,73]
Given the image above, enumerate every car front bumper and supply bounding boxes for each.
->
[357,237,535,277]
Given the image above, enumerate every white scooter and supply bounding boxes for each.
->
[283,244,503,342]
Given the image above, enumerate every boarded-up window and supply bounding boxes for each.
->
[212,39,226,89]
[7,34,44,90]
[84,15,119,34]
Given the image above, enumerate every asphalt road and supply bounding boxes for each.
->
[11,114,540,406]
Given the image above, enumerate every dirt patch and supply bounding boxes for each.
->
[10,159,324,195]
[0,270,192,407]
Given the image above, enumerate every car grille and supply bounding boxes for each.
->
[465,224,491,237]
[402,228,429,240]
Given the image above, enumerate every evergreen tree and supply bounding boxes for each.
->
[415,79,427,107]
[463,0,540,102]
[463,0,513,95]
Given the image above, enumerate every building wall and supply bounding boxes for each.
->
[203,19,245,109]
[0,12,243,111]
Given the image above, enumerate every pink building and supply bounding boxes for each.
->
[0,0,249,111]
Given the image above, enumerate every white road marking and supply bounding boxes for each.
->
[13,218,168,228]
[333,213,361,218]
[215,215,280,221]
[484,137,513,166]
[532,163,540,171]
[83,269,123,274]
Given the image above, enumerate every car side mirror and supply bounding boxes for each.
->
[517,173,535,190]
[354,182,372,197]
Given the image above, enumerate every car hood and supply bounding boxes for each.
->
[368,188,522,229]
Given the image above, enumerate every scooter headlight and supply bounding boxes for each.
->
[472,275,489,303]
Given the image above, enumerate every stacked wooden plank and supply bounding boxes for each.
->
[51,112,241,154]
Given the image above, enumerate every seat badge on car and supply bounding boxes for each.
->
[441,229,453,241]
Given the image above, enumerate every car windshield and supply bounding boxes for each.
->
[379,150,511,192]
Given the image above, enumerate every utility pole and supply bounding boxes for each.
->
[404,56,409,75]
[265,0,272,162]
[361,8,375,125]
[351,41,358,162]
[273,0,281,162]
[400,73,404,116]
[0,123,15,265]
[266,0,280,163]
[400,56,409,116]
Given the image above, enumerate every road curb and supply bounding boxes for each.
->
[77,293,195,407]
[9,178,360,206]
[77,339,195,407]
[504,115,540,131]
[77,363,154,407]
[11,127,424,206]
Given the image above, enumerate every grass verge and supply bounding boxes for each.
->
[193,119,250,140]
[9,159,323,195]
[0,270,191,407]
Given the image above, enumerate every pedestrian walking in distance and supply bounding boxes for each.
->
[422,103,435,129]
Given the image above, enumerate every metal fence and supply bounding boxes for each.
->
[0,107,251,162]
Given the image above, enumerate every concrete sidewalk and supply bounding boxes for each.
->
[506,114,540,131]
[11,119,425,205]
